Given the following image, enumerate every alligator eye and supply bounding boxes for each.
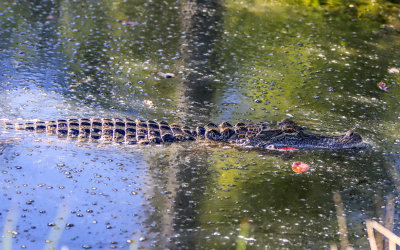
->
[265,145,276,150]
[345,130,354,138]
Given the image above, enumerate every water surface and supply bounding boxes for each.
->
[1,0,400,248]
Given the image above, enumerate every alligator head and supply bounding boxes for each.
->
[247,123,365,150]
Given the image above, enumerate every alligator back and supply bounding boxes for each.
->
[1,118,268,145]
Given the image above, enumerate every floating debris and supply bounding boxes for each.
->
[378,81,389,92]
[82,77,94,83]
[144,100,154,107]
[157,72,175,79]
[292,161,309,173]
[121,20,140,26]
[69,82,81,88]
[388,67,400,74]
[69,77,93,88]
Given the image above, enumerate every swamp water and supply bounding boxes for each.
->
[1,0,400,248]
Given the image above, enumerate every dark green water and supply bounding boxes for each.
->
[0,0,400,249]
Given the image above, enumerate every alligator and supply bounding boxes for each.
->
[0,118,365,150]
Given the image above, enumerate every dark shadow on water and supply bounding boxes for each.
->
[175,0,224,123]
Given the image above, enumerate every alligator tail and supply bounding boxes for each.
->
[1,118,247,145]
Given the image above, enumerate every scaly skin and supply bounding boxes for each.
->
[1,118,365,149]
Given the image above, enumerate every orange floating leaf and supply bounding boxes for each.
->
[292,161,309,173]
